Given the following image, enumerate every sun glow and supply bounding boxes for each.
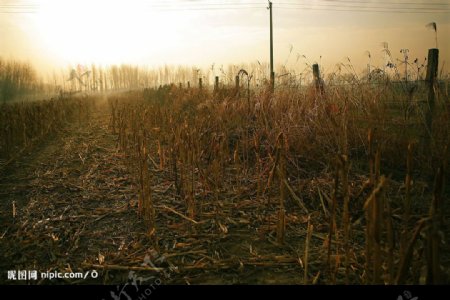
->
[32,0,186,65]
[3,0,448,75]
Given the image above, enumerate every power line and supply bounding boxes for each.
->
[319,0,449,6]
[277,4,450,14]
[277,6,449,14]
[0,2,264,7]
[277,0,449,6]
[0,0,449,14]
[278,2,449,11]
[0,2,266,13]
[1,0,449,6]
[0,5,265,14]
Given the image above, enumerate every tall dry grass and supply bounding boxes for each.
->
[0,95,93,168]
[109,73,449,284]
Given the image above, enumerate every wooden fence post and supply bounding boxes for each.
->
[199,78,202,90]
[214,76,219,92]
[270,71,275,92]
[313,63,324,94]
[187,81,190,89]
[424,48,439,152]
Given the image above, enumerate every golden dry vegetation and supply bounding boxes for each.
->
[0,70,449,285]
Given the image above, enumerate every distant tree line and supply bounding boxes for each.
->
[0,57,43,102]
[61,62,277,93]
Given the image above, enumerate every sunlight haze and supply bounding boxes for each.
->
[1,0,449,76]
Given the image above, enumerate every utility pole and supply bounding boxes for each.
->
[268,1,274,92]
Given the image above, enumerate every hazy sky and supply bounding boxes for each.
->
[1,0,449,76]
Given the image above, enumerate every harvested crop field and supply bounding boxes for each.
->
[1,83,449,285]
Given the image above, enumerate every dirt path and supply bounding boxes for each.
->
[0,100,151,284]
